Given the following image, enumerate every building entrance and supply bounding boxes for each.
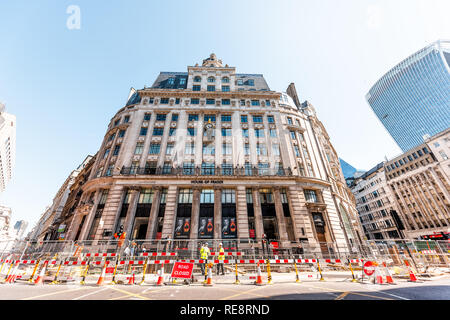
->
[263,217,278,241]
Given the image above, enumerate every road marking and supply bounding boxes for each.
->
[375,291,409,300]
[335,292,349,300]
[72,287,109,300]
[301,284,393,300]
[107,286,151,300]
[219,287,269,300]
[219,287,270,299]
[22,287,93,300]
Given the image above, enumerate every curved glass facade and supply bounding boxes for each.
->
[366,40,450,152]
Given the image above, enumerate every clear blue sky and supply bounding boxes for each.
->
[0,0,449,231]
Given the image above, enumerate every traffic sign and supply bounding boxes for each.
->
[363,261,376,276]
[171,262,194,279]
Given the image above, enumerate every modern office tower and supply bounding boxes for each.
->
[349,163,402,240]
[384,128,450,239]
[366,40,450,152]
[62,54,362,253]
[0,103,16,193]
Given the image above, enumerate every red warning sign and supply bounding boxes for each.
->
[363,261,376,276]
[171,262,194,279]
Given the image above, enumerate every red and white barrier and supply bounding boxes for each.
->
[85,253,117,257]
[140,252,177,257]
[209,252,243,256]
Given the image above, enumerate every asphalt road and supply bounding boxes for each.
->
[0,275,449,300]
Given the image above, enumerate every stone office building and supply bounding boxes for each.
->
[65,54,362,252]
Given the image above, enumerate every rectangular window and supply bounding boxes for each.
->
[103,148,110,159]
[106,164,114,177]
[222,189,236,203]
[201,163,215,175]
[108,133,116,142]
[200,189,214,203]
[222,99,230,105]
[221,115,231,122]
[255,129,264,138]
[169,128,176,136]
[222,86,230,92]
[294,145,300,157]
[269,129,277,137]
[114,119,120,126]
[175,98,180,104]
[240,99,246,106]
[265,100,271,107]
[134,142,144,155]
[272,144,280,156]
[256,144,267,156]
[156,114,167,121]
[245,162,252,175]
[241,115,248,123]
[178,188,193,203]
[251,100,260,106]
[160,98,169,104]
[124,116,130,123]
[140,127,148,136]
[183,163,195,175]
[187,128,196,136]
[222,143,232,155]
[259,188,273,203]
[267,115,274,123]
[139,189,154,204]
[222,163,233,176]
[191,98,200,105]
[193,85,201,91]
[287,117,293,125]
[207,85,215,92]
[204,115,216,122]
[143,114,151,121]
[206,99,215,105]
[171,114,178,122]
[242,128,249,138]
[185,143,195,155]
[149,143,161,154]
[188,114,198,121]
[113,145,121,156]
[222,128,231,136]
[290,131,296,139]
[304,190,318,203]
[244,144,250,155]
[252,115,263,123]
[166,143,174,155]
[118,130,126,138]
[153,128,164,136]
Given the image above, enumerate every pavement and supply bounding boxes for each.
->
[0,272,449,300]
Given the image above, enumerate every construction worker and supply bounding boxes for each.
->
[217,243,225,275]
[200,242,210,277]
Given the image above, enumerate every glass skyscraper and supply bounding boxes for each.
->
[366,40,450,152]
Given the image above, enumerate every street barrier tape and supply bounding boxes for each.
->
[140,252,177,257]
[85,253,117,257]
[210,252,243,256]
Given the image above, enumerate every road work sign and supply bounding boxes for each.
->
[363,261,377,276]
[171,262,194,279]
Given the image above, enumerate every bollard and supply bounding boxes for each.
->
[203,262,208,284]
[348,259,358,283]
[138,258,148,285]
[28,259,41,283]
[3,261,14,283]
[51,261,64,285]
[80,263,90,285]
[266,259,272,285]
[317,258,325,281]
[233,260,240,284]
[294,259,300,283]
[110,255,120,285]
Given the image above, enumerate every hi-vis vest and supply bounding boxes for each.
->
[200,247,210,260]
[218,247,225,260]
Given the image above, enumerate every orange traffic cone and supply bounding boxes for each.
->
[383,262,395,284]
[156,264,164,286]
[255,263,264,286]
[204,265,213,286]
[34,261,49,285]
[404,260,418,282]
[127,266,135,285]
[97,262,107,286]
[374,267,385,285]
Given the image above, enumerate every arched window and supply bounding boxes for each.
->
[194,76,201,82]
[222,77,230,83]
[207,76,215,83]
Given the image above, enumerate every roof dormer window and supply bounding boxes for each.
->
[168,78,175,85]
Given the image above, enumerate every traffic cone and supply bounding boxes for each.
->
[408,268,418,282]
[156,264,164,286]
[255,263,264,286]
[34,261,49,285]
[97,263,107,286]
[383,262,395,284]
[127,267,135,285]
[374,267,385,285]
[204,265,213,286]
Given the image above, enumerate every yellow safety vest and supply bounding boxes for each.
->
[200,247,210,260]
[218,248,225,260]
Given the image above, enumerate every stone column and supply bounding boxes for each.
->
[123,189,140,239]
[145,187,162,239]
[189,188,201,239]
[273,187,289,244]
[78,190,102,241]
[214,188,222,239]
[236,186,249,239]
[252,188,264,240]
[161,186,178,239]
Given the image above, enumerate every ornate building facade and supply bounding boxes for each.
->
[64,54,362,252]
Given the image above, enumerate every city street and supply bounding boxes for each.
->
[0,275,449,300]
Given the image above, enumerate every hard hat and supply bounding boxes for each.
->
[205,242,208,245]
[219,243,223,246]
